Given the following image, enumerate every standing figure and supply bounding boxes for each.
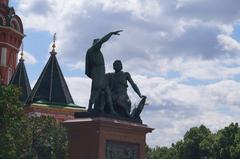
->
[85,30,122,113]
[107,60,146,119]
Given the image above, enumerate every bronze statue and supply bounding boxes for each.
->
[80,31,146,123]
[107,60,146,121]
[85,30,122,114]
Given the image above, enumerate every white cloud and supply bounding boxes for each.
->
[18,51,37,64]
[140,77,240,111]
[64,74,240,146]
[125,56,240,82]
[67,61,85,71]
[175,0,240,23]
[17,0,240,63]
[15,0,240,147]
[217,34,240,52]
[218,24,234,35]
[98,0,162,21]
[65,77,91,107]
[138,77,240,146]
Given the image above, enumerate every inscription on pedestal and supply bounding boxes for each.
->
[105,140,139,159]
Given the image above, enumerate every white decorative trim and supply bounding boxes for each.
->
[0,26,24,36]
[0,64,8,67]
[0,42,20,50]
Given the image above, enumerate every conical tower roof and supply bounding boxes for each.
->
[26,38,74,106]
[9,56,31,103]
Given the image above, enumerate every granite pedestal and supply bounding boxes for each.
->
[64,117,153,159]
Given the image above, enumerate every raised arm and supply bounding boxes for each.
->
[94,30,123,48]
[126,73,142,98]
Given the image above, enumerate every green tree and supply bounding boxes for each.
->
[145,144,153,159]
[146,123,240,159]
[0,85,31,159]
[0,85,68,159]
[29,116,68,159]
[145,144,177,159]
[212,123,240,159]
[177,125,212,159]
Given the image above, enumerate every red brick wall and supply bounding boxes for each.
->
[24,105,86,122]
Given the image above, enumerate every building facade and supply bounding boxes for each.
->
[0,0,24,85]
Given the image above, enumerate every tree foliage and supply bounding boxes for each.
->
[0,85,68,159]
[146,124,240,159]
[28,116,68,159]
[0,85,30,158]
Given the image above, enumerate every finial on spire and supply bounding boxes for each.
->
[20,42,24,61]
[51,33,57,54]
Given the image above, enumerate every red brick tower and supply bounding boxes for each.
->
[0,0,24,85]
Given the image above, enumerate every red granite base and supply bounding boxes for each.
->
[64,117,153,159]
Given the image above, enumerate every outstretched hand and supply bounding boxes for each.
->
[112,30,123,35]
[140,95,147,99]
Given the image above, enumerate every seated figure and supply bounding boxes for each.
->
[107,60,146,120]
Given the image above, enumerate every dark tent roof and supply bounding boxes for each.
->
[9,58,31,103]
[26,50,74,106]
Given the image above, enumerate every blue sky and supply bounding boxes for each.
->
[10,0,240,147]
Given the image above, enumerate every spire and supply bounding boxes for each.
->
[51,33,57,55]
[20,42,24,61]
[26,39,74,106]
[9,43,31,103]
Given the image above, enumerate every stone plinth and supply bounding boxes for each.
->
[64,117,153,159]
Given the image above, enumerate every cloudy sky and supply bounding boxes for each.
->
[10,0,240,147]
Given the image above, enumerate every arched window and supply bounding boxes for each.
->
[0,47,7,66]
[10,18,20,31]
[0,18,3,26]
[0,14,6,26]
